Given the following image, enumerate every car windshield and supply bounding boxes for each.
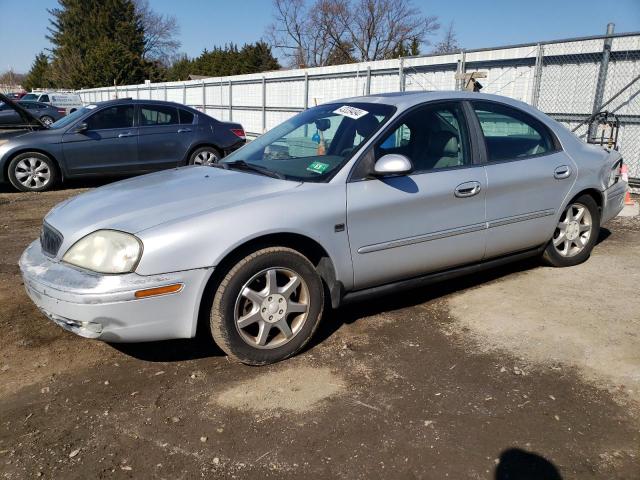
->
[222,102,395,182]
[21,94,38,101]
[49,106,91,129]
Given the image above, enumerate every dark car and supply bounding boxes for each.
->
[4,92,26,101]
[0,94,246,192]
[0,101,64,127]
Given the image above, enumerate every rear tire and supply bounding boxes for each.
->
[542,194,600,267]
[188,146,222,166]
[40,115,54,126]
[210,247,324,365]
[7,152,58,192]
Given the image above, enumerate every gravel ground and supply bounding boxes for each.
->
[0,185,639,479]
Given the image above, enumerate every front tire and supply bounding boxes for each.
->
[7,152,58,192]
[210,247,324,365]
[542,195,600,267]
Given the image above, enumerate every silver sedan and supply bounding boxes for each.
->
[19,92,627,365]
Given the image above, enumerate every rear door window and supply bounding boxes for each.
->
[86,105,134,130]
[140,104,179,126]
[179,109,194,124]
[472,101,554,161]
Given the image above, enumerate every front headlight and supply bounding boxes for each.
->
[62,230,142,274]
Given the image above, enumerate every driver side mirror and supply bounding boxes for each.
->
[372,154,413,177]
[74,122,88,134]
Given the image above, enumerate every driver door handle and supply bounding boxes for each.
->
[118,132,133,138]
[454,181,482,198]
[178,128,192,133]
[554,165,572,179]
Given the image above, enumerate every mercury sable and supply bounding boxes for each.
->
[19,91,627,365]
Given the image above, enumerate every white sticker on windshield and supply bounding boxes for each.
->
[333,105,368,120]
[86,104,97,109]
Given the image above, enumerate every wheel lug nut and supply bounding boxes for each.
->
[262,308,266,312]
[269,315,273,320]
[268,296,272,301]
[278,298,283,303]
[279,310,283,314]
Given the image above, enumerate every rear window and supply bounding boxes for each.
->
[140,104,179,126]
[21,94,38,101]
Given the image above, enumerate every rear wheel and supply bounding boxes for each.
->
[542,195,600,267]
[189,146,222,166]
[40,115,54,126]
[210,247,324,365]
[7,152,58,192]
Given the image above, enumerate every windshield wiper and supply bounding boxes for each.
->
[222,160,285,179]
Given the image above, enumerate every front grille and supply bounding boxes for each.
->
[40,223,63,257]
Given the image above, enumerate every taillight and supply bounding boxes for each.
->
[230,128,245,139]
[57,108,66,115]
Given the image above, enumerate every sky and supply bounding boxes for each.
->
[0,0,639,73]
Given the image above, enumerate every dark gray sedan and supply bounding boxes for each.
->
[0,100,64,127]
[0,95,246,191]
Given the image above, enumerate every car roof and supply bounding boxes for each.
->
[91,98,195,108]
[336,90,534,111]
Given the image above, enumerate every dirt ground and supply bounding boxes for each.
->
[1,183,639,479]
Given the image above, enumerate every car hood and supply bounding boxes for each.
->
[46,166,302,236]
[0,92,46,128]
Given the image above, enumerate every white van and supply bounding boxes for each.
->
[21,91,83,115]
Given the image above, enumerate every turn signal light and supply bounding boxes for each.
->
[135,283,183,299]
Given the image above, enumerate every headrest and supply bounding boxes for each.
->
[355,114,380,138]
[428,131,459,157]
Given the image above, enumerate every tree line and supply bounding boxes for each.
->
[19,0,459,91]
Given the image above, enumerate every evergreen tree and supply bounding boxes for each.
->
[47,0,147,88]
[23,52,53,91]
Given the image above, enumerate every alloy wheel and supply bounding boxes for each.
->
[233,267,310,349]
[14,157,51,190]
[552,202,593,257]
[193,150,219,166]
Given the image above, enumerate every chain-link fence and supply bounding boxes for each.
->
[76,28,640,188]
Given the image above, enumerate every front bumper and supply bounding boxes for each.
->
[19,241,213,342]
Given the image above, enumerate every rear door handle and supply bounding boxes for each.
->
[554,165,572,179]
[454,181,482,198]
[118,132,133,138]
[178,128,192,133]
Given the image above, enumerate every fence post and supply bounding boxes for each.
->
[590,23,615,139]
[202,80,206,112]
[262,76,266,133]
[456,51,466,90]
[531,43,544,107]
[303,72,309,110]
[136,85,140,100]
[366,66,371,95]
[182,84,187,105]
[398,57,405,92]
[164,84,167,101]
[228,80,233,121]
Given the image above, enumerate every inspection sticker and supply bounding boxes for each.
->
[306,161,330,174]
[332,105,369,120]
[86,104,97,109]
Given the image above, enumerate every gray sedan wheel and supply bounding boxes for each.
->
[210,247,324,365]
[7,152,58,192]
[40,115,54,126]
[189,147,221,166]
[542,194,600,267]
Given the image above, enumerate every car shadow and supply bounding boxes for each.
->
[495,448,563,479]
[110,227,614,364]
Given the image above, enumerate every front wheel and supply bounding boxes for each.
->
[7,152,58,192]
[210,247,324,365]
[542,195,600,267]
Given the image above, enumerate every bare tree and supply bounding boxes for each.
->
[335,0,439,61]
[432,21,460,55]
[134,0,181,64]
[267,0,439,67]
